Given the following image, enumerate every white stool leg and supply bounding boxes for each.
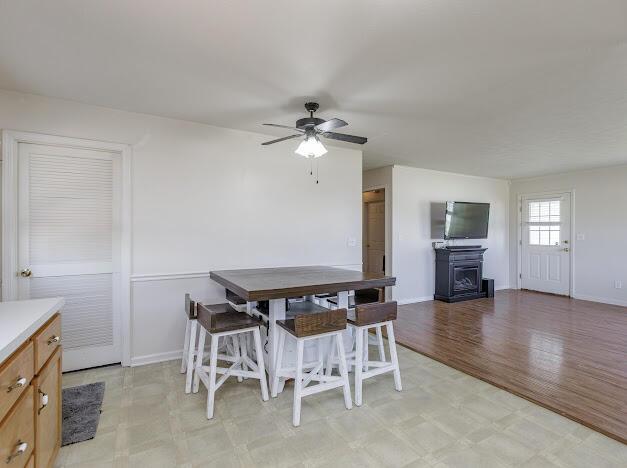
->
[335,332,352,410]
[293,339,305,427]
[317,339,324,379]
[325,336,335,377]
[191,323,203,393]
[206,334,219,419]
[376,324,386,362]
[354,326,364,406]
[239,333,249,380]
[363,328,369,372]
[271,329,285,398]
[386,321,402,392]
[181,319,191,373]
[184,320,197,393]
[252,327,269,401]
[232,335,243,383]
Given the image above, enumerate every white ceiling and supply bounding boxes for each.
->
[1,0,626,179]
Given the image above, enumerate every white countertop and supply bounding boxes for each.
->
[0,297,65,363]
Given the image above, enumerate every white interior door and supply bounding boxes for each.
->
[521,194,571,295]
[366,201,385,274]
[17,143,122,371]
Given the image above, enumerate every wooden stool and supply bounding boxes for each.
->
[192,302,269,419]
[326,287,387,370]
[271,308,352,427]
[348,301,402,406]
[180,293,199,393]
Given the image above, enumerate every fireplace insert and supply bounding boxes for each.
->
[434,247,487,302]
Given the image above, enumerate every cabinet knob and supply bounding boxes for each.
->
[5,441,28,463]
[19,268,32,278]
[38,389,49,414]
[7,376,27,392]
[47,335,60,345]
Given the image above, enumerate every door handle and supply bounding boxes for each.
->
[19,268,32,278]
[563,248,570,252]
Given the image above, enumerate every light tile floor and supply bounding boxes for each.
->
[55,345,627,468]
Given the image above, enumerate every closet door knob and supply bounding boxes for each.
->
[20,268,32,278]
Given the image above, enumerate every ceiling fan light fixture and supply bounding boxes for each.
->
[295,136,327,158]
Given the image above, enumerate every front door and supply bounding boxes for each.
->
[521,193,571,295]
[17,143,122,371]
[366,201,385,274]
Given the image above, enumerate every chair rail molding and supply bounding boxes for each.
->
[1,129,133,367]
[130,264,364,283]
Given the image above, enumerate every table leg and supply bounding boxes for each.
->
[268,298,286,383]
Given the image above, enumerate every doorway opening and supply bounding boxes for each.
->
[363,189,386,275]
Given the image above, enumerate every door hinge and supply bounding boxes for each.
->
[519,273,522,279]
[519,240,522,245]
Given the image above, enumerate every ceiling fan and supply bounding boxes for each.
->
[261,102,367,158]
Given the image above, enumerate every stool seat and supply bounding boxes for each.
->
[276,308,346,338]
[347,301,397,326]
[197,303,261,334]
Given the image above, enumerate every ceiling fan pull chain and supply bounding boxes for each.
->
[316,159,319,184]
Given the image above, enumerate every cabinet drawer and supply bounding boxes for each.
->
[0,386,35,468]
[34,314,61,373]
[0,342,35,423]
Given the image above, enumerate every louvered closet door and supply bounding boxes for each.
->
[18,143,122,371]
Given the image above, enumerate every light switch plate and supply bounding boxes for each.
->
[347,237,357,247]
[576,233,585,241]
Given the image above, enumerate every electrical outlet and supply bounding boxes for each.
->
[615,280,622,289]
[576,233,585,241]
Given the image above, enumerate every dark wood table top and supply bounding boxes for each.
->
[210,266,396,301]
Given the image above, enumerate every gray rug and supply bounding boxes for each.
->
[62,382,105,446]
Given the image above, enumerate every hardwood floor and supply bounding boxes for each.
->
[394,289,627,444]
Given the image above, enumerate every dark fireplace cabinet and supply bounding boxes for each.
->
[434,247,488,302]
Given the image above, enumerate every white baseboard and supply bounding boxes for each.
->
[130,350,182,367]
[396,296,433,305]
[571,294,627,308]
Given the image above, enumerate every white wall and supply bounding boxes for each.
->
[387,165,510,303]
[0,89,363,365]
[510,165,627,307]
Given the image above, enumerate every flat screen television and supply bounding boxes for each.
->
[444,201,490,239]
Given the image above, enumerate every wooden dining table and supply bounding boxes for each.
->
[209,266,396,383]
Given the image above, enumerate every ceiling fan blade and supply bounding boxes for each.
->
[314,118,348,133]
[261,134,302,145]
[263,123,304,132]
[321,132,368,145]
